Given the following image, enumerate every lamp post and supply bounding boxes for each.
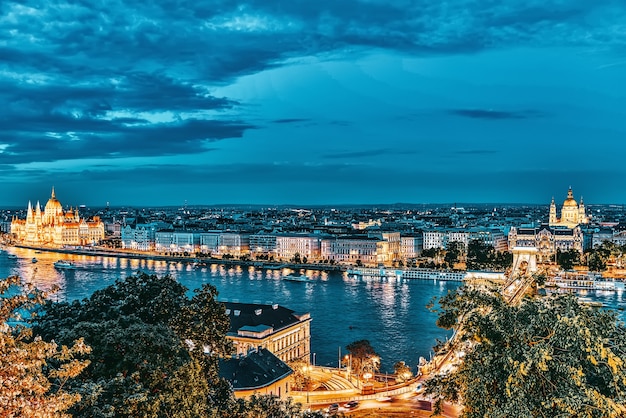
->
[303,366,310,405]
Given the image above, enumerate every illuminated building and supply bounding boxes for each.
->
[10,188,104,246]
[508,187,589,262]
[549,187,589,228]
[224,302,311,364]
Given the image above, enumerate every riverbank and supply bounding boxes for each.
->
[9,244,347,273]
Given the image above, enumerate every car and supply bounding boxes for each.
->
[376,396,392,402]
[343,400,359,409]
[328,403,339,414]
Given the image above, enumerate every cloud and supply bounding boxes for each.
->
[0,0,622,169]
[272,118,311,124]
[448,109,547,120]
[322,148,416,159]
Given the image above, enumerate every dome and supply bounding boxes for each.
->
[563,198,578,207]
[44,187,63,212]
[562,187,578,208]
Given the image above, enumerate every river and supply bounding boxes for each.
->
[3,247,625,373]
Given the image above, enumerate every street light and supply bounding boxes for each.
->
[302,365,311,405]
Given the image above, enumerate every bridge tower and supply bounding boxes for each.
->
[510,246,538,277]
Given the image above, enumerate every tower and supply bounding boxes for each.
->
[549,197,557,225]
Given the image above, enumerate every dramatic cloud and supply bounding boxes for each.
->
[0,0,625,203]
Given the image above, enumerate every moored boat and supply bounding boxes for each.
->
[547,271,617,291]
[54,260,76,269]
[283,274,313,283]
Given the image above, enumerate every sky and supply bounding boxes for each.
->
[1,0,626,207]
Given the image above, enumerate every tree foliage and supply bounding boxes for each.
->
[557,248,581,271]
[1,276,91,417]
[345,340,380,379]
[393,361,413,382]
[466,239,512,271]
[33,272,234,417]
[427,286,626,418]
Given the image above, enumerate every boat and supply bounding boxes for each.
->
[7,254,17,259]
[546,271,617,291]
[54,260,76,269]
[283,274,313,283]
[32,258,38,263]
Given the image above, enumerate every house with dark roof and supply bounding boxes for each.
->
[219,347,293,399]
[222,301,311,364]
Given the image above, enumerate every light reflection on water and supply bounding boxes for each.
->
[7,247,624,371]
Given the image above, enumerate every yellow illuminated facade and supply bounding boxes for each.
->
[549,187,589,228]
[10,188,104,246]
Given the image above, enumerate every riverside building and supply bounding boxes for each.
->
[10,188,104,246]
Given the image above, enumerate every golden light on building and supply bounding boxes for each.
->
[10,187,104,247]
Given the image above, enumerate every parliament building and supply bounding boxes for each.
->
[10,188,104,246]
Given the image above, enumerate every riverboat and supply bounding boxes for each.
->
[54,260,76,269]
[282,274,313,283]
[547,271,618,291]
[348,267,466,282]
[7,254,17,259]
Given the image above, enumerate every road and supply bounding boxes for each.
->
[312,393,461,417]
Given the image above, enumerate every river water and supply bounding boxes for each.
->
[3,247,625,373]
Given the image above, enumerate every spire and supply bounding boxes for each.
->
[567,186,573,199]
[51,186,55,199]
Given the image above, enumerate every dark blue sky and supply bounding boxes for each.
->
[1,1,625,206]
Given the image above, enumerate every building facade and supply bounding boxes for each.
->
[508,225,584,263]
[224,302,311,365]
[549,187,589,228]
[10,188,104,246]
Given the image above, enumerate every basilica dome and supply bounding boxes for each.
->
[562,188,577,207]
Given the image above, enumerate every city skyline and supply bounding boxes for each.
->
[2,1,626,206]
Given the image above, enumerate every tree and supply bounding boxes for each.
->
[345,340,380,381]
[557,249,580,270]
[239,394,326,418]
[393,361,413,382]
[588,251,607,272]
[466,239,512,271]
[427,286,626,417]
[444,241,464,267]
[1,276,91,417]
[34,273,235,417]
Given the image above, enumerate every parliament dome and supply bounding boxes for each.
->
[44,187,62,213]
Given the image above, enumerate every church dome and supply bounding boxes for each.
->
[563,188,577,207]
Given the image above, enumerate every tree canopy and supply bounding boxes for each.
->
[1,276,91,417]
[33,272,234,417]
[427,286,626,418]
[466,239,512,271]
[345,340,380,380]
